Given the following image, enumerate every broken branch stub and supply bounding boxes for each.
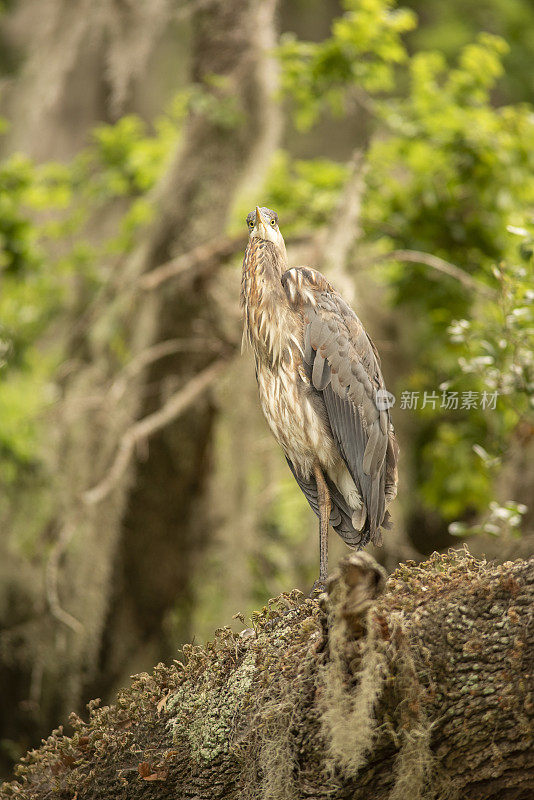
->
[326,551,387,637]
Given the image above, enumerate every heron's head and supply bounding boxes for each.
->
[246,207,286,254]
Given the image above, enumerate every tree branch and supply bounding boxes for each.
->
[320,149,367,277]
[370,249,496,296]
[3,551,532,799]
[83,358,228,506]
[45,521,83,634]
[108,338,225,401]
[139,233,249,291]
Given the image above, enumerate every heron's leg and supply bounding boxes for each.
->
[313,462,331,583]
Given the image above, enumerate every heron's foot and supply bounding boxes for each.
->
[308,578,327,599]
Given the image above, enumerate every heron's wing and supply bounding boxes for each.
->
[285,457,365,547]
[282,267,398,545]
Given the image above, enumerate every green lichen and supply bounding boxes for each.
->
[165,595,321,800]
[169,649,257,761]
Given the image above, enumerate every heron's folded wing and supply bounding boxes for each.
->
[282,267,397,544]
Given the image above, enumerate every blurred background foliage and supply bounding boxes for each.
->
[0,0,532,776]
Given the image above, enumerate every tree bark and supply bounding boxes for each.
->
[2,550,532,800]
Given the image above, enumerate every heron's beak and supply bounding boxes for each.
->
[254,206,269,241]
[250,206,283,246]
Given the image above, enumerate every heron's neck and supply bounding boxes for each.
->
[241,238,294,364]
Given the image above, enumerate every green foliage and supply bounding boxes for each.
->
[363,35,534,524]
[404,0,534,105]
[279,0,417,129]
[439,235,533,524]
[89,115,174,195]
[0,155,40,276]
[262,152,349,230]
[365,33,534,276]
[449,248,533,406]
[277,0,534,531]
[0,154,65,474]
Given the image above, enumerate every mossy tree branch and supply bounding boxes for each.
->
[2,550,532,800]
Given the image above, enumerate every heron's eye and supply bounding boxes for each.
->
[270,218,276,226]
[248,221,254,229]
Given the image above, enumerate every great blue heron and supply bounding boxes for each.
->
[241,206,398,586]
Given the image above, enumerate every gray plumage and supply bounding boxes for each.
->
[292,283,397,545]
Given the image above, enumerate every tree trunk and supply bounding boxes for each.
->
[2,550,532,800]
[93,0,281,697]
